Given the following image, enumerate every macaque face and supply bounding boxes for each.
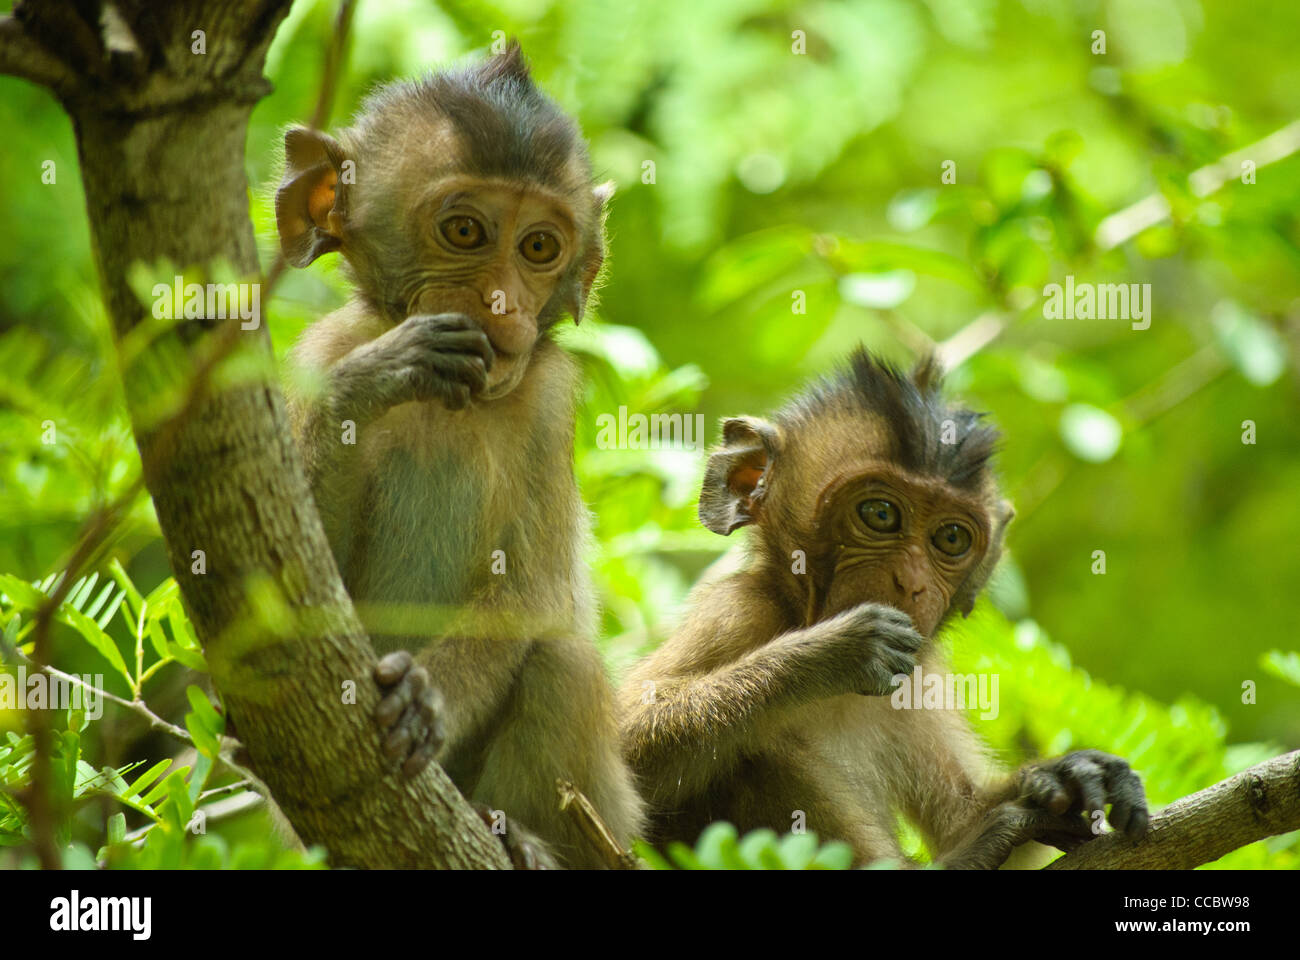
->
[815,462,990,636]
[401,175,582,398]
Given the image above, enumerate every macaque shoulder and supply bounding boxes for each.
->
[633,569,796,681]
[287,299,387,374]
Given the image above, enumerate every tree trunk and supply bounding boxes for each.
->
[0,0,507,869]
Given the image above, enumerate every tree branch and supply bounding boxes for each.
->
[1,0,512,869]
[1046,750,1300,869]
[0,15,77,95]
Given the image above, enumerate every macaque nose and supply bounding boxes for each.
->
[481,311,536,357]
[892,569,927,604]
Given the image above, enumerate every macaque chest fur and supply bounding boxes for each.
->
[338,339,588,652]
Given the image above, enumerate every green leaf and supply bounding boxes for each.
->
[67,574,97,611]
[63,842,98,870]
[737,828,781,869]
[1059,404,1123,463]
[185,709,220,760]
[83,582,118,621]
[143,578,179,610]
[167,603,200,651]
[0,573,45,608]
[886,188,938,232]
[664,841,704,870]
[632,840,674,870]
[695,821,744,869]
[1211,301,1286,387]
[166,641,207,672]
[108,558,145,622]
[122,759,172,801]
[185,685,224,736]
[832,239,983,291]
[809,841,854,870]
[1261,650,1300,688]
[147,619,170,660]
[106,812,126,845]
[158,770,195,830]
[56,605,132,686]
[982,147,1039,209]
[188,751,214,802]
[697,226,814,311]
[95,591,126,631]
[141,766,190,809]
[777,832,819,869]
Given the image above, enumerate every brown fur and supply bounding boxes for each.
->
[279,43,644,868]
[621,349,1146,868]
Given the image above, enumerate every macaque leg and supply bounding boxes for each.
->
[470,640,644,870]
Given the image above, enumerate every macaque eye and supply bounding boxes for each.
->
[519,231,560,264]
[441,216,486,249]
[932,523,973,557]
[858,499,901,533]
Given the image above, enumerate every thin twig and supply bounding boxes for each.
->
[308,0,357,131]
[556,779,642,870]
[8,650,189,742]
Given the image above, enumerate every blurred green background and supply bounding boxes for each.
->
[1,0,1298,867]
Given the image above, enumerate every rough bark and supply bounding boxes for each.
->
[1047,750,1300,869]
[0,0,507,868]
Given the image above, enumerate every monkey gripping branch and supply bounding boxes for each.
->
[1,0,1296,872]
[0,0,509,869]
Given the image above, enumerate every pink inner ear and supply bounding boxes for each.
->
[307,171,338,229]
[732,464,764,495]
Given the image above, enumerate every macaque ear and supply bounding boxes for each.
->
[567,181,615,325]
[699,416,782,535]
[276,126,348,268]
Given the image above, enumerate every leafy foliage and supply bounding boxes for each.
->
[638,822,854,871]
[1,0,1298,868]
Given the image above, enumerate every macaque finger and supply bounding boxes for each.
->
[1039,817,1094,852]
[883,649,915,678]
[1103,765,1149,840]
[429,326,495,370]
[402,740,436,778]
[404,663,429,696]
[1025,769,1071,815]
[382,719,413,759]
[1069,759,1108,814]
[376,682,413,729]
[374,650,413,687]
[417,688,446,753]
[1125,807,1151,841]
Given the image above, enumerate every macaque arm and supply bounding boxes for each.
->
[282,305,382,565]
[898,695,1146,868]
[621,576,848,800]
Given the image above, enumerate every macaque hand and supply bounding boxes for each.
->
[472,803,560,870]
[796,602,923,699]
[339,312,495,418]
[374,650,446,778]
[1015,749,1150,849]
